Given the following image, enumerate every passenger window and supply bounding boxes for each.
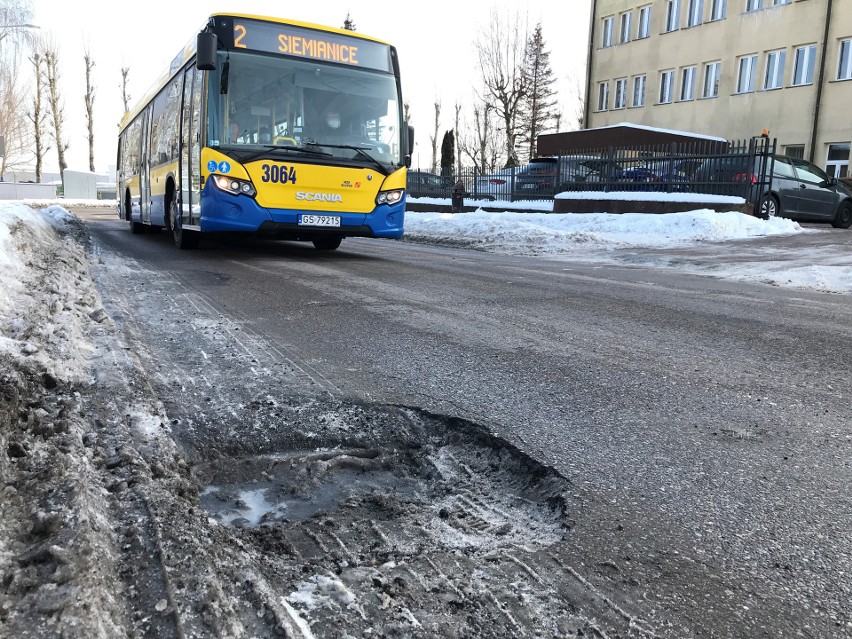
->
[791,158,830,184]
[772,157,796,178]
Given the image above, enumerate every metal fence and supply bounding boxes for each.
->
[409,136,777,210]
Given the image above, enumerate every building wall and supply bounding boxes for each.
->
[587,0,852,176]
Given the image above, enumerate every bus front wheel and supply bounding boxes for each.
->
[170,199,200,250]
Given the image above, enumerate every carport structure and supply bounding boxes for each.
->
[536,122,728,157]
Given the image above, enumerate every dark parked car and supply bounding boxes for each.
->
[407,170,494,202]
[514,158,561,199]
[406,171,456,199]
[693,155,852,227]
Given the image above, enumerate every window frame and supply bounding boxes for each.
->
[710,0,727,20]
[702,61,721,98]
[665,0,680,32]
[792,45,817,86]
[637,5,652,39]
[632,74,647,107]
[687,0,704,27]
[763,49,786,90]
[736,54,758,93]
[619,12,632,43]
[838,39,852,81]
[659,69,675,103]
[597,81,610,111]
[680,66,697,100]
[602,16,615,47]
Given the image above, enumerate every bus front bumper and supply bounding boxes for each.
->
[199,184,405,238]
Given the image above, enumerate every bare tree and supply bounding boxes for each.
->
[474,9,528,167]
[458,99,502,175]
[0,64,32,177]
[0,0,36,61]
[27,44,50,182]
[0,0,35,178]
[429,100,440,173]
[44,37,69,183]
[519,23,558,162]
[120,66,131,114]
[84,47,95,172]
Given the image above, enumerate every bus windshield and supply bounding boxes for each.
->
[207,50,402,170]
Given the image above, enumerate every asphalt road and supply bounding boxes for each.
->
[77,207,852,637]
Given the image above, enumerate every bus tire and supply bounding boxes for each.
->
[313,236,342,251]
[170,198,200,249]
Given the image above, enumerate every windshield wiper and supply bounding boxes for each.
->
[237,145,333,164]
[305,143,389,174]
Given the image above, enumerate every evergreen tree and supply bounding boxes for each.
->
[519,23,558,162]
[440,130,454,177]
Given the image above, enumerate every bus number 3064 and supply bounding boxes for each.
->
[260,164,297,184]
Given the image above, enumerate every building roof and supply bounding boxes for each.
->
[537,122,728,156]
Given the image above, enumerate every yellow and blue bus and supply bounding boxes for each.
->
[117,13,412,250]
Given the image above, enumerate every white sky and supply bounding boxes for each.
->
[23,0,592,175]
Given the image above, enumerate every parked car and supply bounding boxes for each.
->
[472,166,525,201]
[692,154,852,227]
[406,171,456,199]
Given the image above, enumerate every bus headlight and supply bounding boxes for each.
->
[213,174,257,197]
[376,189,404,206]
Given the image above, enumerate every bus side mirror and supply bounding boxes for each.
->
[404,125,415,168]
[196,32,218,71]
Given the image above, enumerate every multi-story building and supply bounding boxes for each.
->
[584,0,851,177]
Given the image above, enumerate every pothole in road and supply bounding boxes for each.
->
[192,407,570,550]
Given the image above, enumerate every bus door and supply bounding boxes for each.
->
[140,106,153,224]
[180,65,204,227]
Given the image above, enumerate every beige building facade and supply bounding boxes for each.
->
[585,0,852,177]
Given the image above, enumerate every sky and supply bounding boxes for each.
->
[16,0,593,176]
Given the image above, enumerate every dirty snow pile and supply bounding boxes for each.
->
[0,202,125,636]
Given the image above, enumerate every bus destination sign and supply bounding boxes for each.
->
[227,19,392,72]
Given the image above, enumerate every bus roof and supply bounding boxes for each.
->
[118,13,392,133]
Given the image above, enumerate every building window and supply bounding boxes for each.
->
[764,49,786,90]
[602,17,614,47]
[665,0,680,32]
[784,145,805,159]
[703,61,721,97]
[839,39,852,80]
[597,82,610,111]
[687,0,703,27]
[771,0,790,5]
[659,70,675,103]
[792,45,817,86]
[746,0,763,11]
[632,75,646,107]
[638,6,652,39]
[614,78,628,109]
[619,12,632,43]
[826,143,850,178]
[680,66,696,100]
[737,55,758,93]
[710,0,727,20]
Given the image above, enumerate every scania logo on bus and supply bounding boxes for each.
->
[295,192,343,203]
